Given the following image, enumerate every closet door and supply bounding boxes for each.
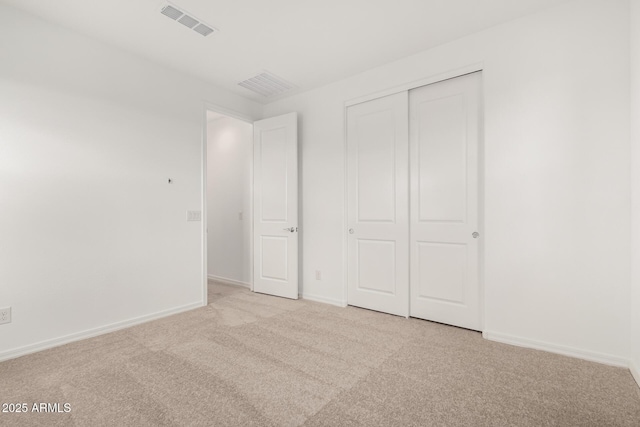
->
[409,72,481,330]
[347,92,409,317]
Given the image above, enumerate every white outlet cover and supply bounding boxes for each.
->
[0,307,11,325]
[187,210,202,222]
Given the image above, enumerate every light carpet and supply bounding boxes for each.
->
[0,281,639,426]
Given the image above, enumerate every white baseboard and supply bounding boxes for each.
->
[207,275,251,289]
[631,359,640,389]
[482,330,628,368]
[0,301,203,363]
[301,293,347,307]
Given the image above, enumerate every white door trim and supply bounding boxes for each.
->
[344,63,483,108]
[342,67,484,328]
[201,102,258,305]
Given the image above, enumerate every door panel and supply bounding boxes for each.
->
[253,112,298,299]
[357,239,397,294]
[347,92,409,317]
[416,242,466,303]
[417,94,467,222]
[356,110,397,222]
[410,72,481,330]
[260,236,288,281]
[259,127,289,222]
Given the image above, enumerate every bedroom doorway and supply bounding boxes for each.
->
[206,110,253,299]
[203,107,300,304]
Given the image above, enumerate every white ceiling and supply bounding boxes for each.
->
[4,0,567,104]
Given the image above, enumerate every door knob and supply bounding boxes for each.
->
[349,228,355,234]
[283,227,294,232]
[472,231,479,238]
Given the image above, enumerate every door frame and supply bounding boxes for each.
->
[201,102,258,305]
[341,64,485,330]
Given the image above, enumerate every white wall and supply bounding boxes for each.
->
[631,0,640,384]
[0,4,262,359]
[265,0,631,364]
[207,117,252,284]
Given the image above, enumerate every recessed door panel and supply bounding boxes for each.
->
[347,91,409,317]
[356,110,396,222]
[417,94,467,223]
[260,127,288,222]
[417,242,466,304]
[260,236,288,281]
[357,240,396,295]
[410,72,481,331]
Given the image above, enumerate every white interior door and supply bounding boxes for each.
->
[347,92,409,317]
[409,72,481,330]
[253,112,298,299]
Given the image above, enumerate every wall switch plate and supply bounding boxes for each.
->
[315,270,321,280]
[0,307,11,325]
[187,210,202,222]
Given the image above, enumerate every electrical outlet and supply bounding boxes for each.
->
[315,270,321,280]
[0,307,11,325]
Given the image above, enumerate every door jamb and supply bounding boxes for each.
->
[201,102,258,306]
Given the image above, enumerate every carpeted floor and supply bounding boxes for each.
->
[1,280,639,426]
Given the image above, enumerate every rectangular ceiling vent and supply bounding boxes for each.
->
[160,2,217,37]
[238,72,296,98]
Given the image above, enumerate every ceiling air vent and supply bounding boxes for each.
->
[238,72,296,98]
[193,23,215,37]
[177,14,199,29]
[160,2,217,37]
[160,5,182,20]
